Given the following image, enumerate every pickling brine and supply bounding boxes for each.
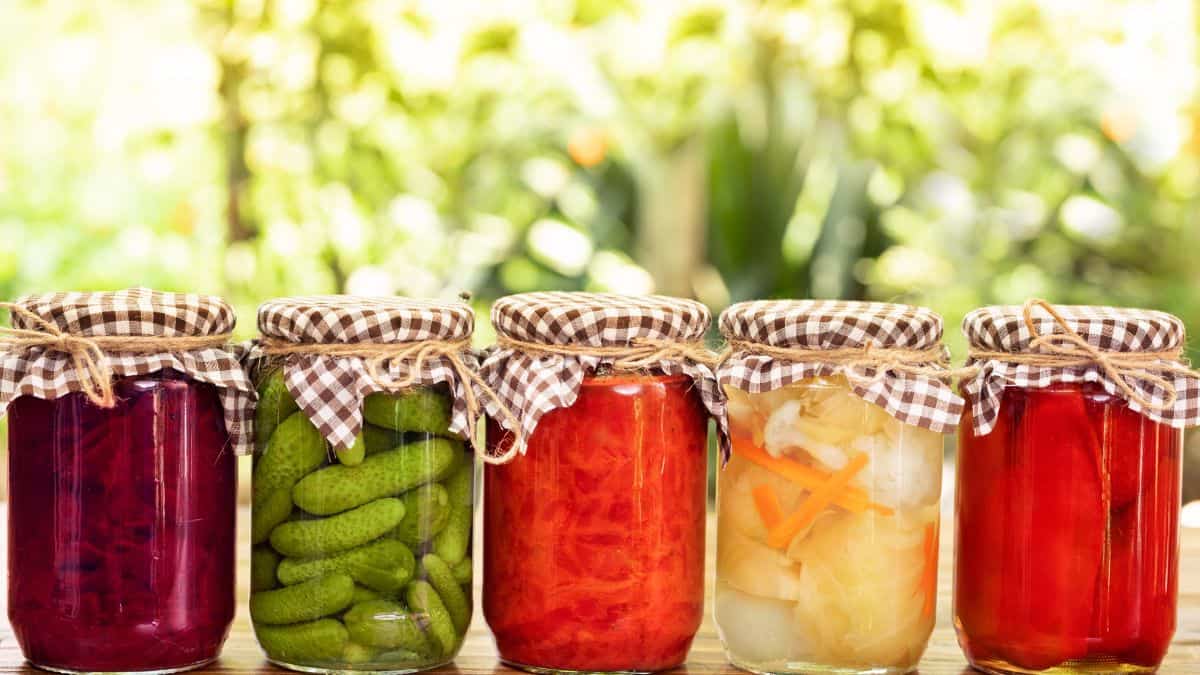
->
[717,376,941,674]
[955,384,1181,673]
[8,371,237,673]
[249,374,473,672]
[484,373,708,673]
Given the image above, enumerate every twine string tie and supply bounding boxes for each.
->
[966,298,1196,411]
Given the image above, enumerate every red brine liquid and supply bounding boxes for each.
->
[7,370,236,673]
[484,373,708,673]
[955,384,1180,673]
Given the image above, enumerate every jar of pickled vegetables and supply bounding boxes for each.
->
[715,301,964,674]
[479,292,724,673]
[956,301,1197,673]
[0,289,254,673]
[247,297,478,672]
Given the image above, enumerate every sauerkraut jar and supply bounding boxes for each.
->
[244,297,480,673]
[715,301,964,675]
[0,289,254,674]
[479,292,725,673]
[957,301,1199,674]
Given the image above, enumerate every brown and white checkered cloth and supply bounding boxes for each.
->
[0,288,255,454]
[245,296,477,451]
[479,292,726,457]
[718,300,964,434]
[963,304,1200,435]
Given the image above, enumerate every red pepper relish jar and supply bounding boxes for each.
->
[956,300,1198,674]
[0,289,253,674]
[479,292,725,673]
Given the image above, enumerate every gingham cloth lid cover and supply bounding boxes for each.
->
[962,304,1200,435]
[250,295,477,451]
[479,292,725,456]
[0,288,255,453]
[718,300,964,433]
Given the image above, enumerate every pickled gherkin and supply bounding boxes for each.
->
[270,498,406,558]
[432,461,472,564]
[363,390,452,436]
[392,484,450,546]
[256,369,300,450]
[292,438,460,516]
[276,539,415,588]
[344,600,437,655]
[251,374,474,673]
[257,619,350,663]
[253,412,326,504]
[361,424,404,456]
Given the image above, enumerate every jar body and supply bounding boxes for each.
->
[483,373,708,673]
[717,377,942,674]
[7,369,237,674]
[955,384,1181,673]
[249,374,473,673]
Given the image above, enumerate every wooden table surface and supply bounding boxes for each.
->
[0,506,1197,675]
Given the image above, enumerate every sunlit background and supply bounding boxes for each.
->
[1,0,1198,513]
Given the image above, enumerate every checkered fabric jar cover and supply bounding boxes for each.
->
[247,295,477,452]
[962,304,1200,436]
[0,287,255,453]
[479,292,726,457]
[718,300,964,434]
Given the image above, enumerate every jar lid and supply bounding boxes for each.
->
[250,295,479,452]
[0,287,254,454]
[721,299,945,350]
[491,291,710,346]
[14,287,236,337]
[480,292,724,460]
[258,295,473,344]
[962,301,1200,435]
[964,304,1184,354]
[717,300,963,434]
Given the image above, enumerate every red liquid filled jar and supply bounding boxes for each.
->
[484,373,708,673]
[7,369,237,673]
[955,383,1181,673]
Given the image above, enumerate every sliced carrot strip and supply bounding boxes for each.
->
[731,436,892,516]
[751,484,784,530]
[766,453,870,549]
[919,522,938,618]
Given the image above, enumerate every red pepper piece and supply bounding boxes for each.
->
[954,396,1015,662]
[994,388,1104,672]
[1084,393,1150,510]
[1088,417,1180,668]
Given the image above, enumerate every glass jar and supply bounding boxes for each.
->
[7,369,237,673]
[484,372,708,673]
[717,376,942,674]
[249,370,473,672]
[955,383,1181,673]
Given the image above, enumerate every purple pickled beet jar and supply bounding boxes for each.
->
[7,369,237,673]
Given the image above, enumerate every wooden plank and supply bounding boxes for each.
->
[0,507,1197,674]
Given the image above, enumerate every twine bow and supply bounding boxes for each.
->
[259,337,524,464]
[719,340,963,388]
[967,298,1197,411]
[495,335,719,370]
[0,302,233,408]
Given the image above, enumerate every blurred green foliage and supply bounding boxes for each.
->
[0,0,1198,365]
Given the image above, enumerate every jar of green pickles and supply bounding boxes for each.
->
[246,296,478,672]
